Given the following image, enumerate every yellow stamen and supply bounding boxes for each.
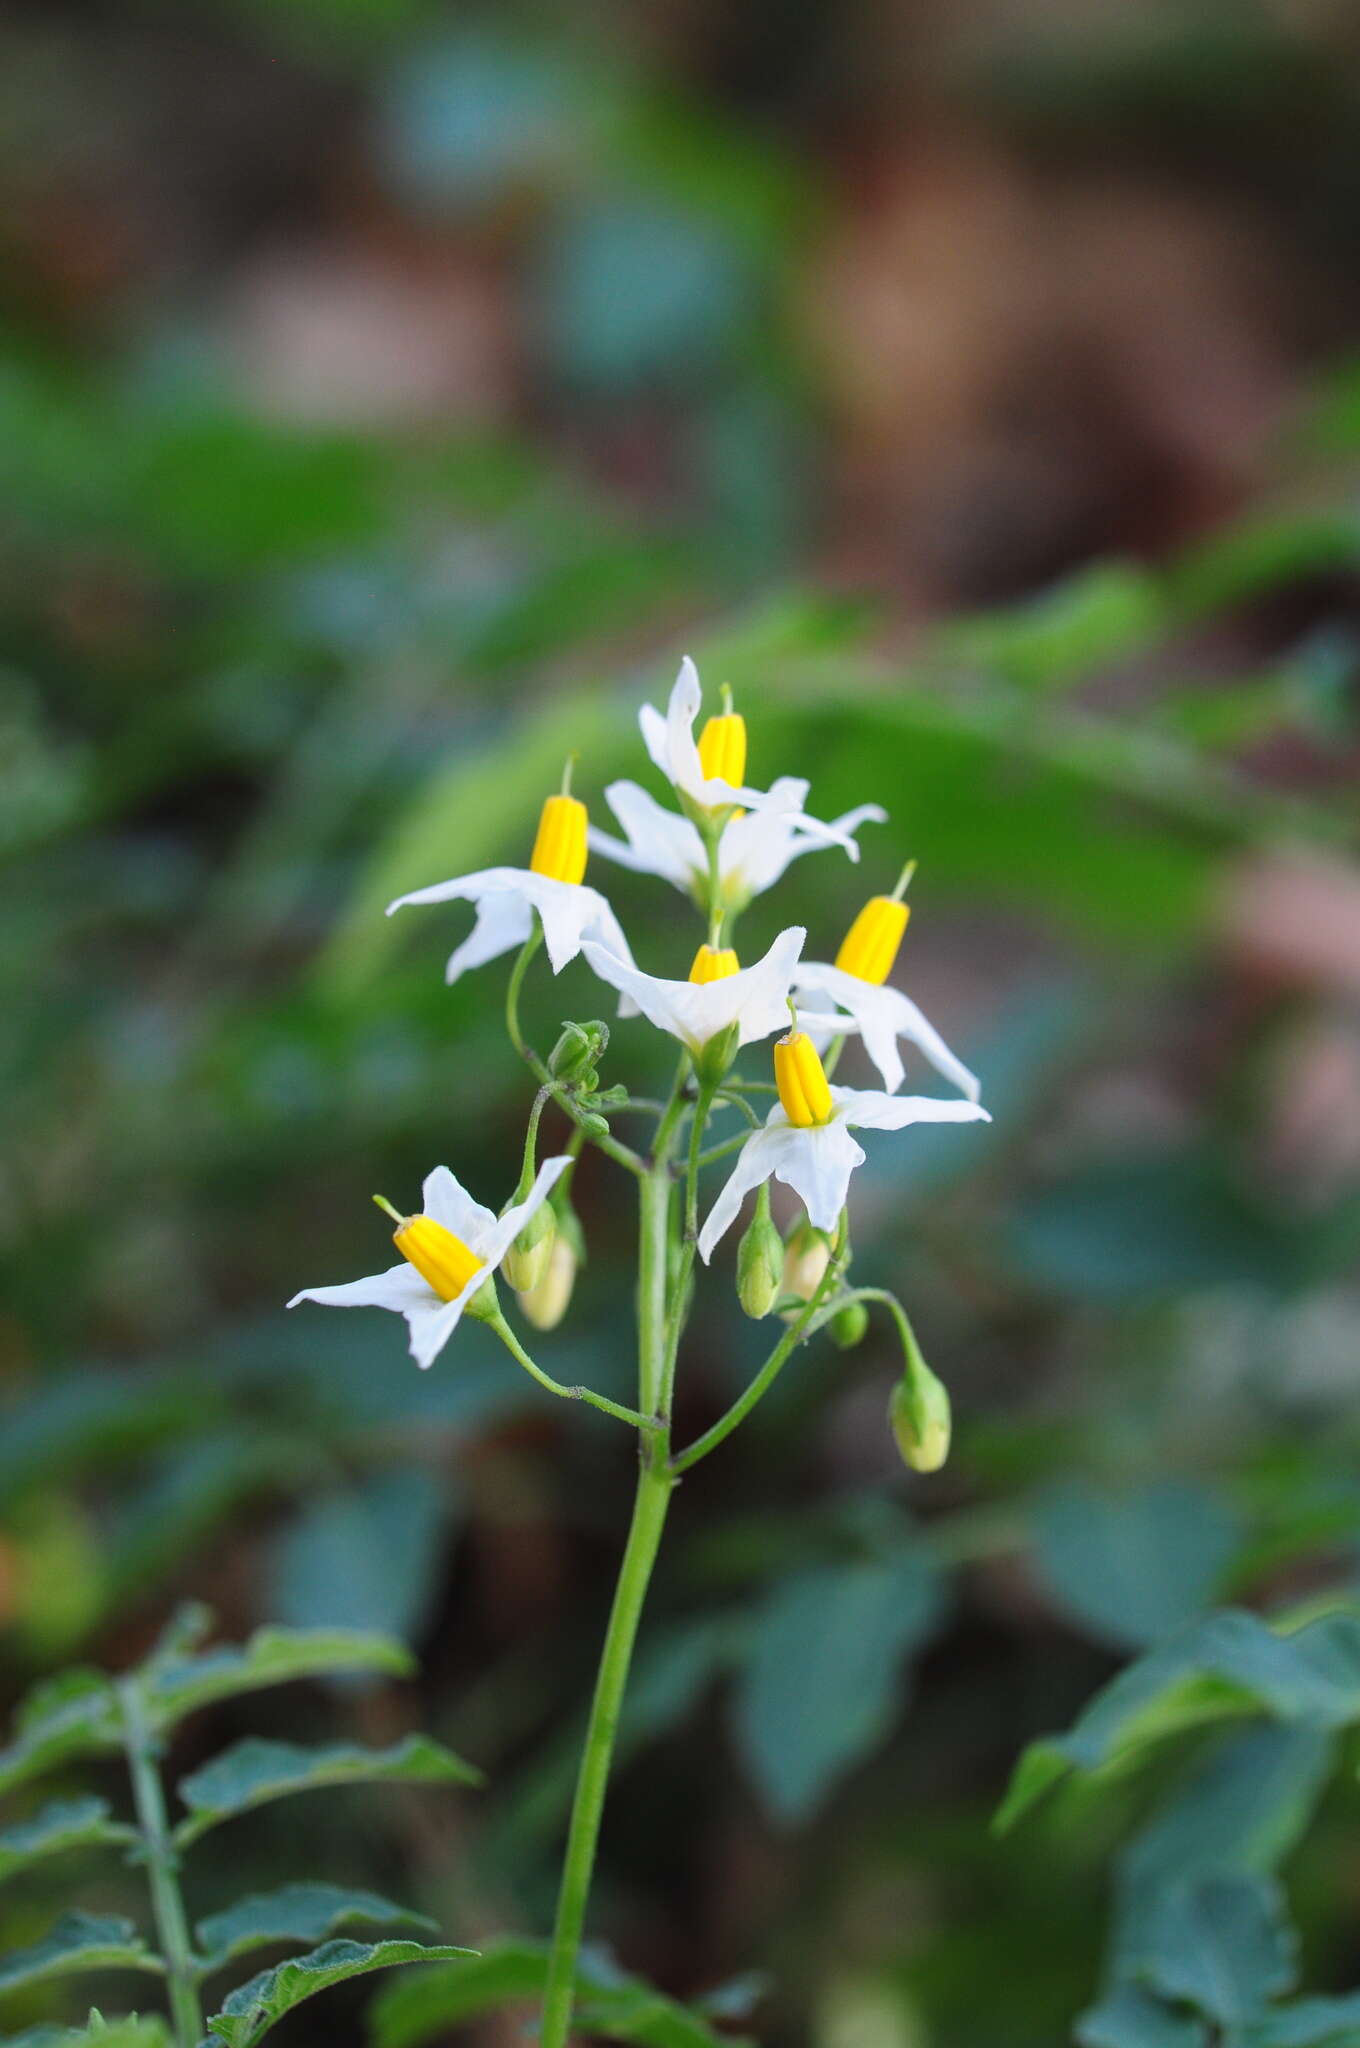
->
[835,895,910,985]
[697,709,747,790]
[392,1213,484,1301]
[529,792,588,885]
[774,1030,834,1127]
[689,944,739,985]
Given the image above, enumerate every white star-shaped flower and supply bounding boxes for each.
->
[289,1158,570,1368]
[698,1087,989,1262]
[794,966,980,1101]
[386,868,634,987]
[639,655,768,810]
[588,779,885,912]
[582,927,806,1056]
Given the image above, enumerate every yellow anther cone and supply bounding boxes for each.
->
[392,1214,484,1301]
[774,1031,834,1127]
[689,944,739,985]
[530,794,588,885]
[835,895,910,985]
[697,712,746,789]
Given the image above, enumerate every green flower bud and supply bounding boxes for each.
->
[736,1191,783,1319]
[579,1112,611,1140]
[830,1299,870,1350]
[888,1361,951,1473]
[549,1019,610,1083]
[501,1197,556,1293]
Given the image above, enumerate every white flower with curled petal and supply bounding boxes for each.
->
[697,1031,989,1262]
[582,927,806,1057]
[639,655,768,811]
[793,868,979,1100]
[588,778,886,912]
[386,781,634,991]
[289,1159,570,1369]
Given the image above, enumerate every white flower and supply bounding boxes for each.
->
[582,927,806,1056]
[588,779,885,910]
[794,965,980,1101]
[386,868,634,987]
[639,655,768,810]
[288,1158,570,1369]
[697,1088,990,1262]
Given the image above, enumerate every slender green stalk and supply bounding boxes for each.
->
[488,1311,658,1432]
[118,1678,203,2048]
[505,930,645,1177]
[540,1154,676,2048]
[671,1214,848,1474]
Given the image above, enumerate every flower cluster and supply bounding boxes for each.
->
[291,657,988,1466]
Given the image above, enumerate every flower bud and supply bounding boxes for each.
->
[501,1197,556,1293]
[830,1299,870,1350]
[519,1233,578,1331]
[736,1193,783,1319]
[549,1020,610,1084]
[780,1217,831,1316]
[888,1362,951,1473]
[579,1112,611,1140]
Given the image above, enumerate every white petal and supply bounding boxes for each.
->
[386,866,525,916]
[768,1118,866,1234]
[639,701,674,781]
[445,890,533,984]
[582,926,804,1054]
[288,1263,435,1314]
[421,1166,496,1245]
[480,1155,573,1269]
[836,1087,992,1133]
[719,785,886,901]
[587,781,705,893]
[793,966,979,1101]
[697,1124,785,1261]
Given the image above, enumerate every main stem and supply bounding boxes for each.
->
[539,1155,676,2048]
[118,1678,203,2048]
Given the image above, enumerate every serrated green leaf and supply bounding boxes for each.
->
[1134,1873,1297,2026]
[0,1796,137,1884]
[0,1673,123,1799]
[996,1607,1360,1831]
[1,2025,171,2048]
[370,1937,752,2048]
[1032,1480,1244,1651]
[144,1626,414,1731]
[1243,1992,1360,2045]
[195,1884,433,1975]
[732,1547,943,1822]
[205,1939,474,2048]
[1076,1983,1210,2048]
[0,1914,163,1997]
[174,1734,482,1847]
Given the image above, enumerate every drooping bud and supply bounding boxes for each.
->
[774,1030,833,1127]
[736,1187,783,1319]
[829,1299,870,1350]
[500,1195,556,1293]
[529,792,588,885]
[780,1216,831,1313]
[888,1355,951,1473]
[519,1190,585,1331]
[549,1019,610,1084]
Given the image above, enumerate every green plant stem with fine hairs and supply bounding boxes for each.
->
[117,1677,203,2048]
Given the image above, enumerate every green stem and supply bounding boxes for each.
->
[672,1213,849,1474]
[489,1312,658,1433]
[118,1678,203,2048]
[505,932,646,1178]
[540,1154,676,2048]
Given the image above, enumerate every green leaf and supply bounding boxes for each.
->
[732,1547,943,1822]
[174,1734,482,1847]
[1077,1983,1210,2048]
[144,1625,415,1732]
[1123,1723,1333,1894]
[0,1796,137,1884]
[195,1884,434,1975]
[1134,1873,1296,2027]
[0,1672,123,1798]
[1,2023,172,2048]
[205,1939,475,2048]
[0,1915,164,1998]
[370,1937,752,2048]
[1243,1992,1360,2045]
[942,560,1167,694]
[996,1607,1360,1831]
[266,1471,450,1645]
[1032,1481,1243,1651]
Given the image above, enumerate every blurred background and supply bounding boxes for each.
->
[3,0,1360,2042]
